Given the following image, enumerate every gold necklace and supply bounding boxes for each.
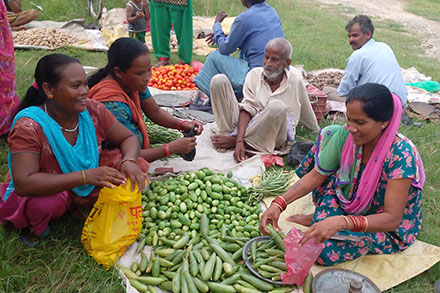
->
[44,103,79,132]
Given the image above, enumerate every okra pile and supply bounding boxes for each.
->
[246,225,288,282]
[245,167,296,204]
[145,118,182,145]
[117,168,297,292]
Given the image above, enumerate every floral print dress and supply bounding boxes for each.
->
[0,1,20,135]
[296,133,423,266]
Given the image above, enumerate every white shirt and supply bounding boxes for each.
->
[338,39,407,106]
[239,67,320,138]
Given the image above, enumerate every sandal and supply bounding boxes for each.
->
[155,58,170,67]
[20,226,50,248]
[20,234,39,248]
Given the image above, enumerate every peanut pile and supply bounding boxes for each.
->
[13,29,80,49]
[304,71,344,90]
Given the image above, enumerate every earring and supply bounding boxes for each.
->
[48,95,53,99]
[381,125,385,129]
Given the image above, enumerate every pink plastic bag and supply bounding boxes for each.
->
[281,226,323,285]
[191,61,204,72]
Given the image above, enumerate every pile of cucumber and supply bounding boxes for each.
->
[117,168,299,292]
[139,168,262,245]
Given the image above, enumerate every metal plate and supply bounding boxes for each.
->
[242,236,286,285]
[153,93,191,107]
[312,268,381,293]
[172,108,215,123]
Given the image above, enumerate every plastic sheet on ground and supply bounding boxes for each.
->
[14,19,108,51]
[99,8,236,55]
[118,135,266,292]
[148,122,265,179]
[263,191,440,292]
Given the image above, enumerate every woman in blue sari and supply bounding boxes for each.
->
[0,54,148,246]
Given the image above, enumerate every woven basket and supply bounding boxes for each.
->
[306,84,327,123]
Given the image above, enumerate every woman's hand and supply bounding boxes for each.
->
[182,120,204,135]
[300,216,346,245]
[84,166,126,188]
[169,137,197,154]
[120,161,147,192]
[259,204,283,235]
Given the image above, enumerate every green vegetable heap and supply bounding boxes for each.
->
[117,168,298,292]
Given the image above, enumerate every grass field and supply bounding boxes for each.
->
[1,0,439,292]
[405,0,440,22]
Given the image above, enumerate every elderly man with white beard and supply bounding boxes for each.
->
[209,38,320,162]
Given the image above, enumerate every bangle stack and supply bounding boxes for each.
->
[271,196,287,212]
[177,120,186,132]
[345,215,369,232]
[163,144,171,157]
[118,157,137,169]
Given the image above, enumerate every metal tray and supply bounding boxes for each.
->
[153,93,191,107]
[242,236,286,285]
[312,268,381,293]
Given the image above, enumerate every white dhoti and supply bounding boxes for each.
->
[210,74,288,154]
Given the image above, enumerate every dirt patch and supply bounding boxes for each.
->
[315,0,440,61]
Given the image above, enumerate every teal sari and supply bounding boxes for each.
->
[4,106,99,201]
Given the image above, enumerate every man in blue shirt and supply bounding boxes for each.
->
[193,0,284,100]
[324,15,407,107]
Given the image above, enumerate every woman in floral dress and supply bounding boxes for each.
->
[260,83,425,265]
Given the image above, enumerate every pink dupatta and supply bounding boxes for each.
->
[0,1,20,135]
[336,94,426,215]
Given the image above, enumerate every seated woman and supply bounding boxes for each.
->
[88,37,203,162]
[0,54,149,246]
[260,83,425,266]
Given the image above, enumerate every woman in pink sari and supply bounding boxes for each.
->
[0,0,20,135]
[260,83,425,266]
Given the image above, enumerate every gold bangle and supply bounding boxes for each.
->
[363,216,369,232]
[81,170,87,185]
[271,202,284,212]
[118,157,137,168]
[342,216,350,229]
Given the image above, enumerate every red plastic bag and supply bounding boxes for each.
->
[281,226,323,285]
[261,154,284,167]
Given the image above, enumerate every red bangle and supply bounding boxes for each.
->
[278,196,287,207]
[272,202,284,212]
[177,120,186,132]
[236,139,244,144]
[163,144,171,158]
[348,215,366,232]
[272,196,287,211]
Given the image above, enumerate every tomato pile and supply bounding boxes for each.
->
[148,64,199,91]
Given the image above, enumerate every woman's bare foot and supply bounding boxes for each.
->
[211,135,236,150]
[286,214,314,226]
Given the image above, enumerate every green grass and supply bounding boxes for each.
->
[2,0,439,292]
[405,0,440,22]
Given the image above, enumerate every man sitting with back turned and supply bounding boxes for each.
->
[210,38,320,163]
[193,0,284,100]
[323,15,407,107]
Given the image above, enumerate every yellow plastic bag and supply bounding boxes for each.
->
[81,181,142,269]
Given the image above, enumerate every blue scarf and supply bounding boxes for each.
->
[4,106,99,201]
